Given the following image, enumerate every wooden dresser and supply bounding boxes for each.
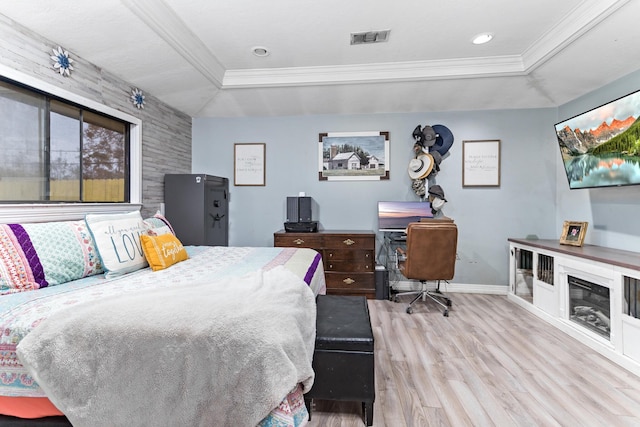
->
[274,230,376,298]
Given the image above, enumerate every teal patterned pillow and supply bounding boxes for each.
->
[143,211,176,235]
[0,220,104,294]
[23,220,104,284]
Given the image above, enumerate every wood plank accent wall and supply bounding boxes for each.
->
[0,14,192,218]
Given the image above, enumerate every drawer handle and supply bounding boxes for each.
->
[293,239,304,245]
[343,277,355,285]
[343,239,355,246]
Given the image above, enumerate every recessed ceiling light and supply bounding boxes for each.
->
[472,33,493,45]
[252,46,270,57]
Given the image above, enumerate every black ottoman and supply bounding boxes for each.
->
[305,295,375,426]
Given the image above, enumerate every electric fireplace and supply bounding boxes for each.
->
[568,275,611,340]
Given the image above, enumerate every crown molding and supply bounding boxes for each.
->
[222,0,629,89]
[121,0,225,88]
[521,0,630,72]
[223,55,525,88]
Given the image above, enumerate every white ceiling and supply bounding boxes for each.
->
[0,0,638,118]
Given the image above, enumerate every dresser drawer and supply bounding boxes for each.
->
[325,272,375,291]
[274,234,324,249]
[324,250,374,272]
[323,235,374,250]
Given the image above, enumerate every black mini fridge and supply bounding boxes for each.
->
[164,174,229,246]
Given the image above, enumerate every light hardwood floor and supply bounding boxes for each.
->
[306,293,640,427]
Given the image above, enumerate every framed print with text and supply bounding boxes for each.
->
[462,140,501,187]
[234,143,265,186]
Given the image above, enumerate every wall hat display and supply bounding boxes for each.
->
[407,153,434,180]
[421,125,437,147]
[428,184,447,202]
[430,124,454,156]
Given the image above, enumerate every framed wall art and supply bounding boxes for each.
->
[462,139,501,187]
[559,220,588,246]
[234,143,265,186]
[318,131,389,181]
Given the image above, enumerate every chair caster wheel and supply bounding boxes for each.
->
[406,307,413,314]
[446,299,452,307]
[443,309,449,317]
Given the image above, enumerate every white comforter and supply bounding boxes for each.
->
[17,266,316,427]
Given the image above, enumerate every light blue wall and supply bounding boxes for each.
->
[555,69,640,251]
[193,108,558,286]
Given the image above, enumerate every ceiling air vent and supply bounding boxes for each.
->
[350,30,390,45]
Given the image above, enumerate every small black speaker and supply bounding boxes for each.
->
[298,197,313,222]
[286,197,299,223]
[375,265,390,300]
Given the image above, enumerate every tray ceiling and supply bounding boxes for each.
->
[0,0,637,117]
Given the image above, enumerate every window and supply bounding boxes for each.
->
[0,78,129,203]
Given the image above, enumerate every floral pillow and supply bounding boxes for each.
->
[144,211,176,236]
[0,220,103,294]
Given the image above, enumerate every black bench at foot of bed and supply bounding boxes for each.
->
[0,415,71,427]
[305,294,375,426]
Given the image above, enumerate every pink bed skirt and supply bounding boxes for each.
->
[0,396,63,418]
[1,385,309,425]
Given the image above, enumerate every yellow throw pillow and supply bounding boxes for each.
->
[140,234,188,271]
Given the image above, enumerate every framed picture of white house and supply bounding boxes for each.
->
[318,131,389,181]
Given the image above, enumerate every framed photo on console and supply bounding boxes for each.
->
[560,220,588,246]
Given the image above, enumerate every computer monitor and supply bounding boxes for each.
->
[377,201,433,232]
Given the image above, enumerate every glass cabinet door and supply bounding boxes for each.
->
[513,247,533,303]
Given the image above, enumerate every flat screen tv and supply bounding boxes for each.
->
[378,201,433,232]
[555,89,640,189]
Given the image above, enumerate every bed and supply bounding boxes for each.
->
[0,213,325,426]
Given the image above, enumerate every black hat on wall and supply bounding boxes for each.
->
[428,184,447,202]
[430,124,454,156]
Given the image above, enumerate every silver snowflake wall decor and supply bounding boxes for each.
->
[131,88,145,109]
[50,46,74,77]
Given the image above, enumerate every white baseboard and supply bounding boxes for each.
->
[390,280,508,295]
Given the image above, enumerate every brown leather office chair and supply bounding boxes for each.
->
[394,221,458,316]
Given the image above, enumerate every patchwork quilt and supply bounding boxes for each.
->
[0,246,325,426]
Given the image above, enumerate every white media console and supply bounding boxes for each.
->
[508,238,640,376]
